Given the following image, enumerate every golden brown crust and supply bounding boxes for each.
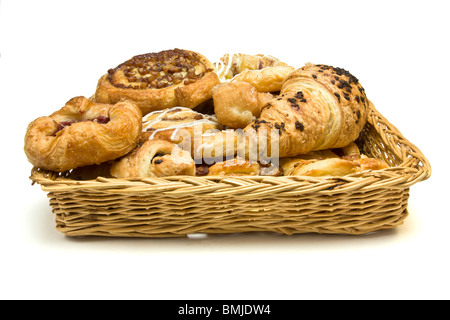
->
[24,96,142,172]
[214,53,294,92]
[94,49,220,115]
[212,81,273,128]
[140,107,224,158]
[215,53,288,79]
[194,129,239,161]
[110,139,195,178]
[245,63,369,158]
[174,72,220,109]
[282,158,360,177]
[232,66,295,93]
[357,156,389,171]
[281,147,388,177]
[207,158,260,176]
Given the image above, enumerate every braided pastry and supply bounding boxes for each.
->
[95,49,220,115]
[24,96,142,172]
[244,63,369,158]
[110,139,195,178]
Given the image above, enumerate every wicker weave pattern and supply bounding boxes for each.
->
[30,105,431,237]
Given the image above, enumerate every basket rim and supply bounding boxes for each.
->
[29,103,431,195]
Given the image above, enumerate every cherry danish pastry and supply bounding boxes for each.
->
[24,96,142,172]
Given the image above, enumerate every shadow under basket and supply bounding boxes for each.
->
[30,104,431,238]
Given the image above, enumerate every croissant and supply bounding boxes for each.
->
[94,49,220,115]
[244,63,369,158]
[24,96,142,172]
[110,139,195,178]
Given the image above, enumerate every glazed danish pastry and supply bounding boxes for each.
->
[94,49,220,115]
[214,53,294,92]
[141,107,223,149]
[212,81,273,128]
[110,139,195,178]
[24,96,142,172]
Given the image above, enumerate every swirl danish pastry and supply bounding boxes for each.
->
[24,96,142,172]
[110,139,195,178]
[141,106,224,156]
[95,49,220,115]
[244,63,369,158]
[214,53,294,92]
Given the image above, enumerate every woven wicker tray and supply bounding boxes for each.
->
[30,103,431,237]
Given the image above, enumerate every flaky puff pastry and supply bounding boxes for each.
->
[281,156,388,177]
[214,53,294,92]
[244,63,369,158]
[212,81,273,128]
[208,158,260,176]
[110,139,195,178]
[95,49,220,115]
[24,96,142,172]
[280,142,388,177]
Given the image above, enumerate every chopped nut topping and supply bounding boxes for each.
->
[107,49,210,90]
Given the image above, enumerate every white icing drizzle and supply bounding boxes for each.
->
[142,107,220,140]
[214,53,282,83]
[214,53,242,82]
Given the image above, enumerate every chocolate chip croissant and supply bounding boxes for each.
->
[244,63,369,158]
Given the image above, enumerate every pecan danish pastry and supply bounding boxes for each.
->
[94,49,220,115]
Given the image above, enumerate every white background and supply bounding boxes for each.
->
[0,0,448,300]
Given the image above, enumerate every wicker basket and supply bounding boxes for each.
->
[29,103,431,237]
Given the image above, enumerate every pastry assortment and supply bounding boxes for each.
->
[24,48,388,178]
